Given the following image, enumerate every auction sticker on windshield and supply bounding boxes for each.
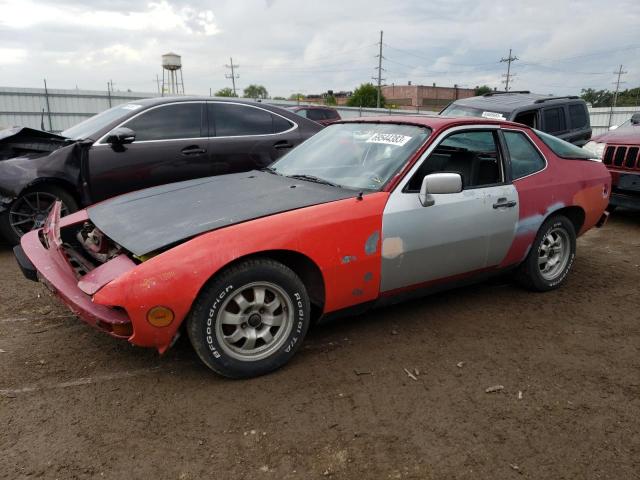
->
[366,133,412,146]
[481,111,506,120]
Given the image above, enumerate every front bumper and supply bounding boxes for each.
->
[610,191,640,210]
[16,203,133,338]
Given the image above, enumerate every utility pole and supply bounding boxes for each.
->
[43,78,52,132]
[500,49,518,92]
[156,74,161,95]
[372,30,385,108]
[107,81,112,107]
[225,57,239,96]
[608,64,627,127]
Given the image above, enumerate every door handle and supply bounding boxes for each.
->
[493,198,517,209]
[273,141,294,150]
[181,145,206,155]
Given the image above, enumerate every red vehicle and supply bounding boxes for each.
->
[285,105,341,126]
[583,113,640,210]
[15,116,610,378]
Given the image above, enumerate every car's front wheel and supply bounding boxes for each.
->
[0,185,78,245]
[187,258,311,379]
[516,215,577,291]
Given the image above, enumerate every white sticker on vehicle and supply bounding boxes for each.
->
[481,111,506,120]
[121,104,143,111]
[366,133,412,146]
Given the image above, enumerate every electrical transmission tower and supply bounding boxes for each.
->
[500,49,518,91]
[225,57,240,96]
[371,30,386,108]
[608,64,627,127]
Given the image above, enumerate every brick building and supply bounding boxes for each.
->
[381,83,476,112]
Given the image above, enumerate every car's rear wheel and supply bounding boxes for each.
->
[187,258,311,378]
[516,215,576,291]
[0,185,78,245]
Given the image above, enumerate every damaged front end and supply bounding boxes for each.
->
[15,202,139,338]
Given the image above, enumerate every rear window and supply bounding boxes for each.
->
[534,129,593,159]
[568,104,588,129]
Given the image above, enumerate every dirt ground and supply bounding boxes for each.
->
[1,212,639,480]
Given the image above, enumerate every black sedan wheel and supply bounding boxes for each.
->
[0,186,78,245]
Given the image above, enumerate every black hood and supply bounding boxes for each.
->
[0,127,70,161]
[87,171,358,256]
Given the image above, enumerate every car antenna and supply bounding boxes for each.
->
[357,191,364,201]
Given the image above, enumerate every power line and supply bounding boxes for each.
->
[225,57,239,96]
[500,48,518,91]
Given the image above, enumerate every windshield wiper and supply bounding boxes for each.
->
[287,174,341,188]
[261,166,281,175]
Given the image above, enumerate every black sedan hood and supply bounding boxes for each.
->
[87,171,358,256]
[0,127,70,160]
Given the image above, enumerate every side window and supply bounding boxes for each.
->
[273,114,293,133]
[503,131,546,179]
[295,109,308,118]
[307,109,325,121]
[513,110,538,128]
[124,103,203,141]
[210,103,275,136]
[543,107,567,133]
[568,104,588,129]
[406,130,502,192]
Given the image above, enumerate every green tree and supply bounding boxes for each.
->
[580,88,613,107]
[214,87,237,97]
[324,94,337,106]
[474,85,493,96]
[243,84,269,99]
[288,93,304,102]
[272,96,286,100]
[346,83,385,108]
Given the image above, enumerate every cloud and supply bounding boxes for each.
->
[0,0,638,97]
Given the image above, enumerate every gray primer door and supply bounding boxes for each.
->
[380,127,519,292]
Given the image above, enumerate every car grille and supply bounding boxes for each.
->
[603,145,640,170]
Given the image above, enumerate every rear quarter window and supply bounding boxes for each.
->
[534,129,593,160]
[503,131,546,179]
[568,104,588,129]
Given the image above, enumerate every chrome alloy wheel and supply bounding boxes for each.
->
[538,227,571,281]
[9,192,69,236]
[215,282,294,361]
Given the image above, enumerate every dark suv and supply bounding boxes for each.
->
[441,91,592,146]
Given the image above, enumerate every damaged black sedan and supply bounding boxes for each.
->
[0,97,321,244]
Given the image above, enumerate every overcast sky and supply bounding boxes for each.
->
[0,0,638,97]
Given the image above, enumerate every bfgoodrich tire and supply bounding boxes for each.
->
[187,258,311,379]
[516,215,577,292]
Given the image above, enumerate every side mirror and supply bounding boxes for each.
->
[631,113,640,125]
[609,125,619,131]
[419,173,462,207]
[105,127,136,145]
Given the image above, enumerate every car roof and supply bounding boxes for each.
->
[449,92,585,113]
[338,114,525,130]
[123,96,280,108]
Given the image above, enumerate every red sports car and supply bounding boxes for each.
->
[15,116,610,378]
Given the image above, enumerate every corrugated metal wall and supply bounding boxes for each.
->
[588,106,640,136]
[0,87,155,133]
[1,86,638,136]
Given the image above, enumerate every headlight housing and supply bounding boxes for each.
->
[583,141,606,161]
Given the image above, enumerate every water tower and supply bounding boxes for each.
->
[161,52,185,96]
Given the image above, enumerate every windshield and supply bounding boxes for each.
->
[61,103,144,140]
[270,123,430,191]
[534,129,593,159]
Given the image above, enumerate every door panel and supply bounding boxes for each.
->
[207,102,300,174]
[87,102,209,202]
[381,185,518,291]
